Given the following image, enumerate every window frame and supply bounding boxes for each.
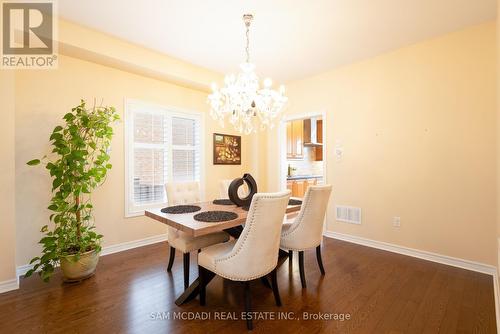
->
[124,98,205,217]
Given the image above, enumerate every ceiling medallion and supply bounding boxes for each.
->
[208,14,288,134]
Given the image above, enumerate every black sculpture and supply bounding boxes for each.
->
[228,173,258,207]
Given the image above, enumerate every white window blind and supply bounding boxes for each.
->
[125,101,202,216]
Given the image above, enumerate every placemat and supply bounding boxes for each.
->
[193,211,238,222]
[289,199,303,206]
[161,205,201,214]
[212,199,235,206]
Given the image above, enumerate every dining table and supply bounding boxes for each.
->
[145,199,302,306]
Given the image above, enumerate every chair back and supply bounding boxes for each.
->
[215,191,291,280]
[165,181,200,205]
[282,185,332,249]
[165,181,201,243]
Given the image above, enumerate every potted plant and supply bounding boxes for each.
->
[25,100,119,282]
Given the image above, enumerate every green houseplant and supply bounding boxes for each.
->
[26,100,119,282]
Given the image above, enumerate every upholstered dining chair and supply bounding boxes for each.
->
[165,181,229,289]
[280,185,332,288]
[198,190,291,330]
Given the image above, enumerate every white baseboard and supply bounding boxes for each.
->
[15,234,168,278]
[16,263,34,278]
[100,234,168,256]
[0,278,18,294]
[323,231,497,276]
[493,269,499,334]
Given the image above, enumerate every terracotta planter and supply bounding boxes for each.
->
[60,249,100,282]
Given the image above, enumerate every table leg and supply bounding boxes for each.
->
[175,270,215,306]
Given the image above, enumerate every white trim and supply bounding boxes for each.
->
[323,231,497,275]
[279,110,328,192]
[493,269,500,334]
[0,278,18,294]
[100,234,168,256]
[16,264,34,278]
[15,234,169,279]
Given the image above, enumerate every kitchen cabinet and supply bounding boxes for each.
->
[286,119,304,159]
[287,178,318,197]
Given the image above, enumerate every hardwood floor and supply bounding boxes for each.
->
[0,237,496,333]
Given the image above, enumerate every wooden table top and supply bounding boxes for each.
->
[145,199,302,237]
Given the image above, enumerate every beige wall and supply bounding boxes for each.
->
[267,22,497,265]
[0,71,17,282]
[14,55,257,266]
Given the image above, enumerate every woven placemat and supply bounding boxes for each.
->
[194,211,238,222]
[289,199,303,206]
[212,199,235,206]
[161,205,201,214]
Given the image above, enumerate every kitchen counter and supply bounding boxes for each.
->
[287,175,323,181]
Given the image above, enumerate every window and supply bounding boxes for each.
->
[125,100,203,216]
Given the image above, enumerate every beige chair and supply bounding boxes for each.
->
[280,185,332,288]
[165,181,229,289]
[198,190,291,330]
[219,179,249,199]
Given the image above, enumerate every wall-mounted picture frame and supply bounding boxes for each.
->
[213,133,241,165]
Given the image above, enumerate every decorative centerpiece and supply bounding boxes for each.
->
[228,173,258,207]
[25,100,119,282]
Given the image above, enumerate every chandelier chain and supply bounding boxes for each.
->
[245,23,250,63]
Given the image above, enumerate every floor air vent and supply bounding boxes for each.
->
[335,206,361,225]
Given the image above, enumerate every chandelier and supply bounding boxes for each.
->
[208,14,288,134]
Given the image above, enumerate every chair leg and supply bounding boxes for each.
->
[199,265,207,306]
[288,250,293,262]
[244,281,253,330]
[167,246,175,272]
[316,245,325,275]
[298,251,306,288]
[270,268,282,306]
[183,252,190,289]
[260,276,271,289]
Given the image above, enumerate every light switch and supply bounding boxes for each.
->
[335,140,343,161]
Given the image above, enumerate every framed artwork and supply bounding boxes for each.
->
[213,133,241,165]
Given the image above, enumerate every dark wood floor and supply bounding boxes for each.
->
[0,237,496,333]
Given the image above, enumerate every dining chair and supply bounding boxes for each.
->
[280,184,332,288]
[198,190,291,330]
[165,181,230,289]
[219,179,248,199]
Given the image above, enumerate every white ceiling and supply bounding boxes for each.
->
[58,0,496,83]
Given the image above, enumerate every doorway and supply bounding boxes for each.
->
[279,111,327,196]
